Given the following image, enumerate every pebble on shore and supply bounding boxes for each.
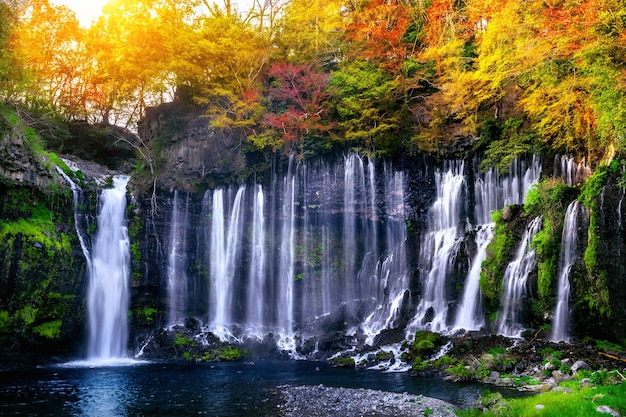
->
[277,385,458,417]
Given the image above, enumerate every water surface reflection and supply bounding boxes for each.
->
[0,360,511,416]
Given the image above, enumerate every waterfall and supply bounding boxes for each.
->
[551,201,580,342]
[496,215,543,337]
[453,225,493,330]
[474,156,542,225]
[277,157,296,345]
[362,164,409,342]
[55,167,92,268]
[167,190,189,326]
[246,184,266,331]
[554,155,591,185]
[409,161,467,332]
[357,157,380,300]
[87,176,131,360]
[209,186,245,336]
[343,153,367,299]
[454,156,541,331]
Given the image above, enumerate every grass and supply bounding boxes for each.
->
[458,383,626,417]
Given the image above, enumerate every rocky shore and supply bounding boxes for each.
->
[277,385,458,417]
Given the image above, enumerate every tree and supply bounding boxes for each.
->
[189,13,271,134]
[10,0,85,116]
[273,0,345,66]
[0,1,22,100]
[86,0,197,125]
[252,62,333,154]
[345,0,411,72]
[328,60,402,155]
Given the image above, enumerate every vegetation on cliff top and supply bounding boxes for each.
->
[0,0,624,165]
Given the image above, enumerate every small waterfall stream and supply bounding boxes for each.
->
[362,166,409,342]
[409,161,467,332]
[55,167,92,268]
[167,190,189,326]
[496,215,543,337]
[277,158,296,348]
[87,176,131,360]
[209,186,245,337]
[551,200,581,342]
[453,157,541,331]
[453,225,492,331]
[246,184,266,332]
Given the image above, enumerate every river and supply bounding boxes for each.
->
[0,360,503,416]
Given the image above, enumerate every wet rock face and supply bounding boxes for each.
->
[589,178,626,342]
[138,101,246,191]
[0,126,53,189]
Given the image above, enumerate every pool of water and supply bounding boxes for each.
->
[0,360,500,416]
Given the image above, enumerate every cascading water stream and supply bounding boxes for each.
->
[453,157,541,331]
[362,165,409,343]
[246,184,266,332]
[554,155,591,186]
[551,200,580,342]
[453,225,493,331]
[55,167,92,269]
[87,176,131,361]
[409,161,467,333]
[167,190,189,326]
[209,186,245,336]
[277,157,296,348]
[496,215,543,338]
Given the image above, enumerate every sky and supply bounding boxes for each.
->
[49,1,257,27]
[50,0,108,27]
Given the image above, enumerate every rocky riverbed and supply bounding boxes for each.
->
[277,385,458,417]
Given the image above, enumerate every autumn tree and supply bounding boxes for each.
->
[345,0,411,72]
[187,12,270,134]
[85,0,198,125]
[273,0,345,66]
[0,1,21,99]
[251,62,333,154]
[10,0,86,116]
[328,60,403,155]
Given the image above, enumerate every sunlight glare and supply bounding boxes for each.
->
[50,0,109,28]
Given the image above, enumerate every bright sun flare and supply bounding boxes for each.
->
[50,0,109,27]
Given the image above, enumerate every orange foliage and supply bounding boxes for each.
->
[346,0,411,71]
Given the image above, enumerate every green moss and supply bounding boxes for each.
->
[174,333,194,346]
[0,310,11,333]
[0,194,71,253]
[480,210,515,309]
[376,350,394,361]
[411,330,441,356]
[412,356,429,371]
[433,355,457,368]
[576,161,620,319]
[446,362,475,380]
[216,346,244,361]
[132,307,157,324]
[333,357,356,368]
[32,320,62,339]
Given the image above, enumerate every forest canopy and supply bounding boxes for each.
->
[1,0,626,164]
